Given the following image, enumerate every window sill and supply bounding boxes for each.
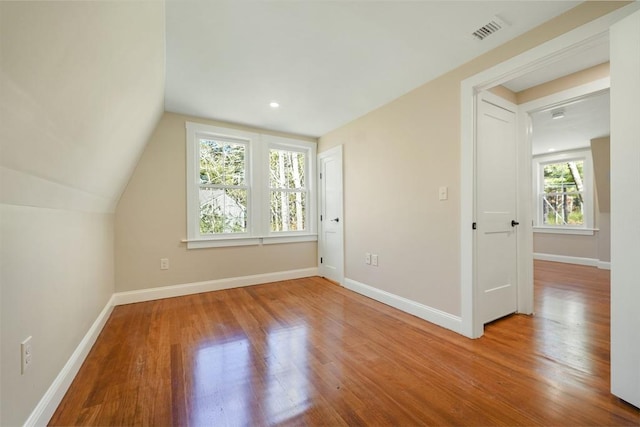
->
[182,234,317,249]
[533,226,597,236]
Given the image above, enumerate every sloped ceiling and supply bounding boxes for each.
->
[0,0,590,214]
[165,0,581,137]
[0,1,165,213]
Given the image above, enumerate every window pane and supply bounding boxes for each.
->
[199,139,245,185]
[269,149,305,189]
[541,193,584,225]
[270,191,306,232]
[199,188,247,234]
[543,161,583,194]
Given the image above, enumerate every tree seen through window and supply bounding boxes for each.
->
[542,160,584,226]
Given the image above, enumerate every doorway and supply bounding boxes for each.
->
[460,4,635,339]
[524,87,610,270]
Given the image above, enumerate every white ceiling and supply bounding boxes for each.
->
[531,90,610,156]
[165,1,581,137]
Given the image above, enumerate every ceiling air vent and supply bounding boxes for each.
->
[472,16,508,41]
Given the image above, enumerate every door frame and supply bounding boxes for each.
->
[317,145,344,284]
[459,3,639,339]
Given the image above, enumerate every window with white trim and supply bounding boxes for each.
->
[186,122,316,248]
[533,149,594,234]
[269,146,308,232]
[199,136,249,234]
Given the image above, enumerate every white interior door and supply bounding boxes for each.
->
[476,94,519,324]
[318,145,344,284]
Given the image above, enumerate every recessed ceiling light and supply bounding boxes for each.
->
[269,101,280,108]
[548,148,556,152]
[551,109,565,120]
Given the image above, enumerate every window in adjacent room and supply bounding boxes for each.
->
[533,149,594,234]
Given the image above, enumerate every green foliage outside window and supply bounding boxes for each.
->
[542,161,584,226]
[199,139,247,234]
[196,140,308,235]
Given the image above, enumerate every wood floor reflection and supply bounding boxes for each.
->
[50,261,639,426]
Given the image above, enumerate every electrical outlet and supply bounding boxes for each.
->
[365,253,371,265]
[160,258,169,270]
[372,254,379,267]
[21,336,32,374]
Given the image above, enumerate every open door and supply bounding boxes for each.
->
[476,93,519,324]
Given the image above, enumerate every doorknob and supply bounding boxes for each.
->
[331,218,340,222]
[511,220,519,227]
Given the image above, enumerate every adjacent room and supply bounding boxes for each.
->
[1,1,639,426]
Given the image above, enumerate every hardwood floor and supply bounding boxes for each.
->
[50,261,639,426]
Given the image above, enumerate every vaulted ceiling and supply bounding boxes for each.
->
[1,1,166,212]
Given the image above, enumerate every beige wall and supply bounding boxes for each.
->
[489,85,518,104]
[597,213,611,263]
[115,113,317,292]
[592,136,611,262]
[533,232,599,259]
[319,1,626,316]
[591,137,611,212]
[0,207,114,426]
[0,1,165,425]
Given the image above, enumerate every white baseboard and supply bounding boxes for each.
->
[24,267,317,426]
[24,296,115,427]
[533,253,610,269]
[343,278,462,334]
[534,253,597,267]
[112,267,318,306]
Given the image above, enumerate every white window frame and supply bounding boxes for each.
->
[185,122,317,249]
[262,135,317,244]
[533,148,595,235]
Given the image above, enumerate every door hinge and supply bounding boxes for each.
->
[472,222,477,230]
[320,214,323,221]
[320,172,323,179]
[320,257,323,264]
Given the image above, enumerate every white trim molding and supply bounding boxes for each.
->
[534,253,598,267]
[534,253,610,270]
[533,227,596,236]
[23,297,116,427]
[344,278,462,334]
[113,268,318,306]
